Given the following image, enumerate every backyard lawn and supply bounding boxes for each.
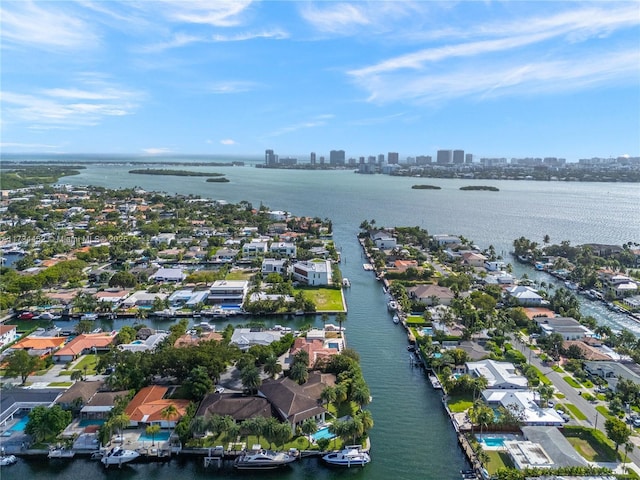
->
[298,288,344,311]
[486,450,514,474]
[73,354,100,374]
[563,427,617,462]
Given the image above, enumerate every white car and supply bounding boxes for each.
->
[547,400,555,408]
[215,386,225,394]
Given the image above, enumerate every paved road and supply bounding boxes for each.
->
[512,336,640,468]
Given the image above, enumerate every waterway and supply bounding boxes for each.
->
[6,159,640,479]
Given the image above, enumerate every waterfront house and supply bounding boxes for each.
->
[432,234,462,248]
[466,360,529,390]
[599,271,639,299]
[208,280,249,307]
[485,260,507,271]
[583,360,640,392]
[519,426,590,468]
[122,291,168,308]
[370,230,397,250]
[80,390,130,420]
[407,284,455,306]
[258,374,331,434]
[150,267,186,283]
[95,289,129,305]
[53,333,116,363]
[173,331,223,348]
[242,240,268,257]
[196,393,274,425]
[481,390,565,426]
[289,335,340,369]
[8,336,66,358]
[118,332,168,352]
[124,385,190,428]
[212,248,238,263]
[292,259,332,286]
[0,389,62,428]
[55,381,105,410]
[506,285,545,306]
[269,242,297,258]
[462,252,487,268]
[230,328,285,352]
[0,324,18,348]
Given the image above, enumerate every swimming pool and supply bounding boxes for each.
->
[138,430,171,442]
[476,434,521,449]
[328,342,339,349]
[422,327,433,336]
[78,419,105,427]
[311,426,336,441]
[10,416,29,432]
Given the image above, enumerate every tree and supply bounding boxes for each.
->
[537,384,555,407]
[4,350,44,385]
[263,355,282,379]
[161,404,180,430]
[301,418,317,449]
[184,366,214,401]
[25,405,72,443]
[71,370,85,382]
[240,365,262,394]
[146,424,161,446]
[111,412,131,444]
[320,386,337,407]
[108,271,138,288]
[289,361,309,385]
[75,318,95,334]
[336,312,347,337]
[605,417,630,452]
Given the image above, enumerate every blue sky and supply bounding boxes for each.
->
[1,1,639,161]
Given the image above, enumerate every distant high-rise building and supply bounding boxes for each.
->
[368,156,376,164]
[377,154,385,164]
[453,150,464,164]
[359,156,365,164]
[348,157,356,166]
[465,153,473,164]
[388,152,399,164]
[319,156,325,165]
[329,150,345,166]
[416,155,432,165]
[436,150,453,164]
[310,152,316,165]
[265,149,277,165]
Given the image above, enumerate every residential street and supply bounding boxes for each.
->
[512,336,640,470]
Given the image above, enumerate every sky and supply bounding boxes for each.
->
[1,1,639,162]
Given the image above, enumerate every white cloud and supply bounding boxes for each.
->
[265,114,335,137]
[206,81,260,94]
[156,0,254,27]
[142,148,172,155]
[0,1,99,50]
[211,29,289,42]
[1,78,141,128]
[220,139,236,145]
[0,142,61,149]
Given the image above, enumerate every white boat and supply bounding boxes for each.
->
[387,300,398,311]
[322,445,370,467]
[342,278,351,287]
[39,312,61,321]
[233,448,298,470]
[0,454,17,466]
[48,447,75,459]
[392,314,400,324]
[81,313,98,321]
[100,447,140,466]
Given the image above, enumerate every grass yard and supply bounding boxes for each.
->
[226,271,253,281]
[563,427,617,462]
[447,395,474,413]
[406,315,426,326]
[563,376,581,388]
[486,450,514,474]
[530,365,552,385]
[563,403,587,421]
[73,354,99,374]
[48,381,73,387]
[298,288,344,311]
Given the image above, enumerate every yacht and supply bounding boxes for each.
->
[233,448,298,470]
[322,445,370,467]
[387,300,398,311]
[38,312,61,321]
[81,313,98,321]
[100,447,140,466]
[0,454,17,466]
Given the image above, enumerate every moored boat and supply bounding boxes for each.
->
[0,454,17,466]
[392,314,400,324]
[387,300,398,311]
[233,448,298,470]
[322,445,370,467]
[100,447,140,466]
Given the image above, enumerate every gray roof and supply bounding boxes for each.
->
[521,426,589,467]
[196,393,273,421]
[259,377,327,425]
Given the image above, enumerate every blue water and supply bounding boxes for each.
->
[138,430,171,442]
[480,437,505,448]
[10,416,29,432]
[311,427,336,441]
[78,419,105,428]
[328,342,339,349]
[422,327,433,336]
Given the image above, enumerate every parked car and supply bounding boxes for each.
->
[633,417,640,428]
[18,311,35,320]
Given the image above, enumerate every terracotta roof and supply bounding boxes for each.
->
[174,331,223,348]
[562,340,612,361]
[291,338,339,366]
[523,307,556,320]
[0,325,17,335]
[13,336,66,350]
[125,385,190,423]
[54,333,116,357]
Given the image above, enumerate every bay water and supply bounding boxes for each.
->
[7,159,639,479]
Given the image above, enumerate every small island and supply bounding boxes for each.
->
[459,185,499,191]
[129,168,225,177]
[411,184,442,190]
[206,177,230,183]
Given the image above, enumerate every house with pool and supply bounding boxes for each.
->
[481,390,565,427]
[465,360,529,390]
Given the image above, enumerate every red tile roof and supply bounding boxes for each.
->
[125,385,190,423]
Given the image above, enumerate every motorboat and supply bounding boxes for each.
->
[392,314,400,324]
[81,313,98,321]
[322,445,370,467]
[100,447,140,466]
[0,454,17,466]
[387,300,398,311]
[233,448,298,470]
[342,278,351,287]
[48,447,75,459]
[39,312,61,321]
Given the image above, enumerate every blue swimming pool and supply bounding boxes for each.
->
[10,416,29,432]
[480,437,505,447]
[422,327,433,336]
[311,426,336,441]
[138,430,171,442]
[328,342,339,349]
[78,419,105,427]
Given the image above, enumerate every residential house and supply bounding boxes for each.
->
[150,233,176,247]
[370,231,397,250]
[124,385,190,428]
[150,267,186,283]
[213,248,238,263]
[95,289,129,305]
[432,234,462,248]
[259,374,332,433]
[0,324,18,348]
[0,389,62,427]
[262,258,288,275]
[599,271,639,299]
[80,390,130,420]
[292,259,332,286]
[519,426,590,468]
[485,260,507,271]
[53,333,117,363]
[196,393,274,424]
[481,390,565,427]
[465,359,529,390]
[289,336,340,369]
[208,280,248,307]
[583,360,640,392]
[8,336,66,358]
[532,316,595,340]
[174,331,223,348]
[506,285,545,306]
[269,242,297,258]
[122,291,168,308]
[55,381,105,410]
[462,252,487,268]
[230,328,285,352]
[407,284,455,306]
[242,240,268,257]
[118,332,168,352]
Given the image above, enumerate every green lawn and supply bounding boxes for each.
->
[596,405,615,421]
[563,376,581,388]
[48,381,73,387]
[226,271,253,281]
[73,354,99,374]
[563,427,617,462]
[447,394,474,413]
[530,366,552,385]
[486,450,514,474]
[563,403,587,421]
[406,315,425,326]
[298,288,344,311]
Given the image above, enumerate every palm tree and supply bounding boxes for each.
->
[624,441,634,473]
[240,366,262,394]
[320,386,337,407]
[336,312,347,337]
[289,361,309,385]
[71,370,84,382]
[301,418,317,449]
[146,424,161,446]
[111,413,130,444]
[321,313,329,329]
[263,355,282,379]
[356,410,374,435]
[161,404,179,435]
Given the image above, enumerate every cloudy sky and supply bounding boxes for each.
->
[1,1,639,161]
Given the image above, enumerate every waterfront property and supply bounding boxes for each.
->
[124,386,190,428]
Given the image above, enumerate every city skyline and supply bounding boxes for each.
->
[1,1,639,161]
